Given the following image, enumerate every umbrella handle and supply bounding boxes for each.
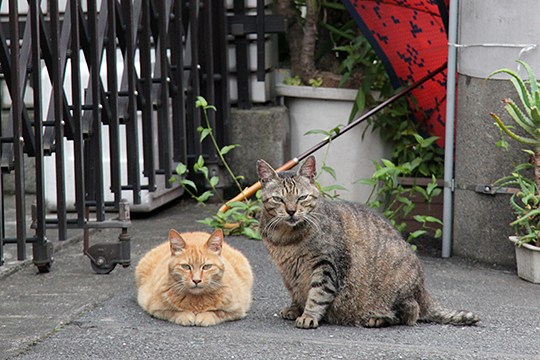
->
[218,158,299,213]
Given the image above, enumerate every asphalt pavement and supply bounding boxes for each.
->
[1,198,539,360]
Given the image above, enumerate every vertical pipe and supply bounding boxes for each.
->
[139,1,157,192]
[140,0,156,190]
[51,0,68,240]
[256,0,265,81]
[189,0,202,158]
[170,0,187,164]
[123,0,141,203]
[30,0,46,244]
[0,177,4,265]
[233,0,251,109]
[158,0,172,185]
[71,0,85,226]
[107,0,121,207]
[9,0,27,259]
[203,0,216,163]
[213,0,231,152]
[442,0,459,258]
[88,0,105,220]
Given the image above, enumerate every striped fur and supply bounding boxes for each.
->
[257,156,480,329]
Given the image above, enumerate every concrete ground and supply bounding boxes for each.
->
[1,198,539,360]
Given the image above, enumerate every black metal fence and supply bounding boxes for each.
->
[0,0,232,273]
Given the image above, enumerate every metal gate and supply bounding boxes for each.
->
[0,0,230,273]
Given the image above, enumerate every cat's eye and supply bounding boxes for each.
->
[180,264,191,270]
[202,264,212,270]
[297,195,308,201]
[272,196,283,203]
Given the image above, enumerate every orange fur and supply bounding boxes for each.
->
[135,229,253,326]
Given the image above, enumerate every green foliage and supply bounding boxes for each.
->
[373,110,445,179]
[489,60,540,148]
[494,162,540,247]
[358,133,443,243]
[169,96,261,239]
[283,76,302,86]
[305,125,348,198]
[489,60,540,246]
[308,77,323,87]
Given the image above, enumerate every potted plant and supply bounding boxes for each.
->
[358,114,445,248]
[275,0,397,202]
[489,60,540,283]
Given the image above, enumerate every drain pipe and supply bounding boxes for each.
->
[442,0,459,258]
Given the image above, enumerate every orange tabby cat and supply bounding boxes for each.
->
[135,229,253,326]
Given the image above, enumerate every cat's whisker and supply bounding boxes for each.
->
[303,214,321,232]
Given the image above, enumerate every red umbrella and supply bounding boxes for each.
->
[342,0,449,147]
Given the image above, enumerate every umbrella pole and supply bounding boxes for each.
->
[218,62,448,213]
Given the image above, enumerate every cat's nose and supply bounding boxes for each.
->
[192,279,201,285]
[286,209,296,216]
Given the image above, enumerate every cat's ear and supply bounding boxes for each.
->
[168,229,186,256]
[298,155,316,182]
[257,159,278,185]
[206,229,223,255]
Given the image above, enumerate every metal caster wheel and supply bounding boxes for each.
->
[90,258,117,274]
[37,262,52,273]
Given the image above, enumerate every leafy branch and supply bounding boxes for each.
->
[169,96,261,239]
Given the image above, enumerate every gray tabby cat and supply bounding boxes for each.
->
[257,155,479,329]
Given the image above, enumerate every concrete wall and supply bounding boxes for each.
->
[453,0,540,266]
[228,106,290,185]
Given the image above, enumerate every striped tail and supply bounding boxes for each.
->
[420,292,480,325]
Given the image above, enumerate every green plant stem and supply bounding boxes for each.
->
[202,109,244,194]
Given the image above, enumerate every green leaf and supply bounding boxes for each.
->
[419,136,439,148]
[422,216,444,225]
[434,229,442,238]
[227,201,249,210]
[490,113,539,146]
[354,90,366,114]
[180,179,197,192]
[209,176,219,188]
[198,127,212,142]
[372,166,394,179]
[195,96,208,108]
[355,178,376,186]
[408,230,427,240]
[488,67,532,109]
[321,165,337,180]
[196,191,214,203]
[503,100,537,136]
[518,60,539,95]
[426,176,439,195]
[220,144,239,155]
[197,155,205,168]
[305,129,331,136]
[241,227,261,240]
[381,159,395,168]
[175,163,187,175]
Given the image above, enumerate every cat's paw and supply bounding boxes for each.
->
[295,313,319,329]
[280,306,302,320]
[173,311,196,326]
[364,317,388,328]
[195,312,221,327]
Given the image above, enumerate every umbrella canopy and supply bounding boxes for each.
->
[342,0,449,147]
